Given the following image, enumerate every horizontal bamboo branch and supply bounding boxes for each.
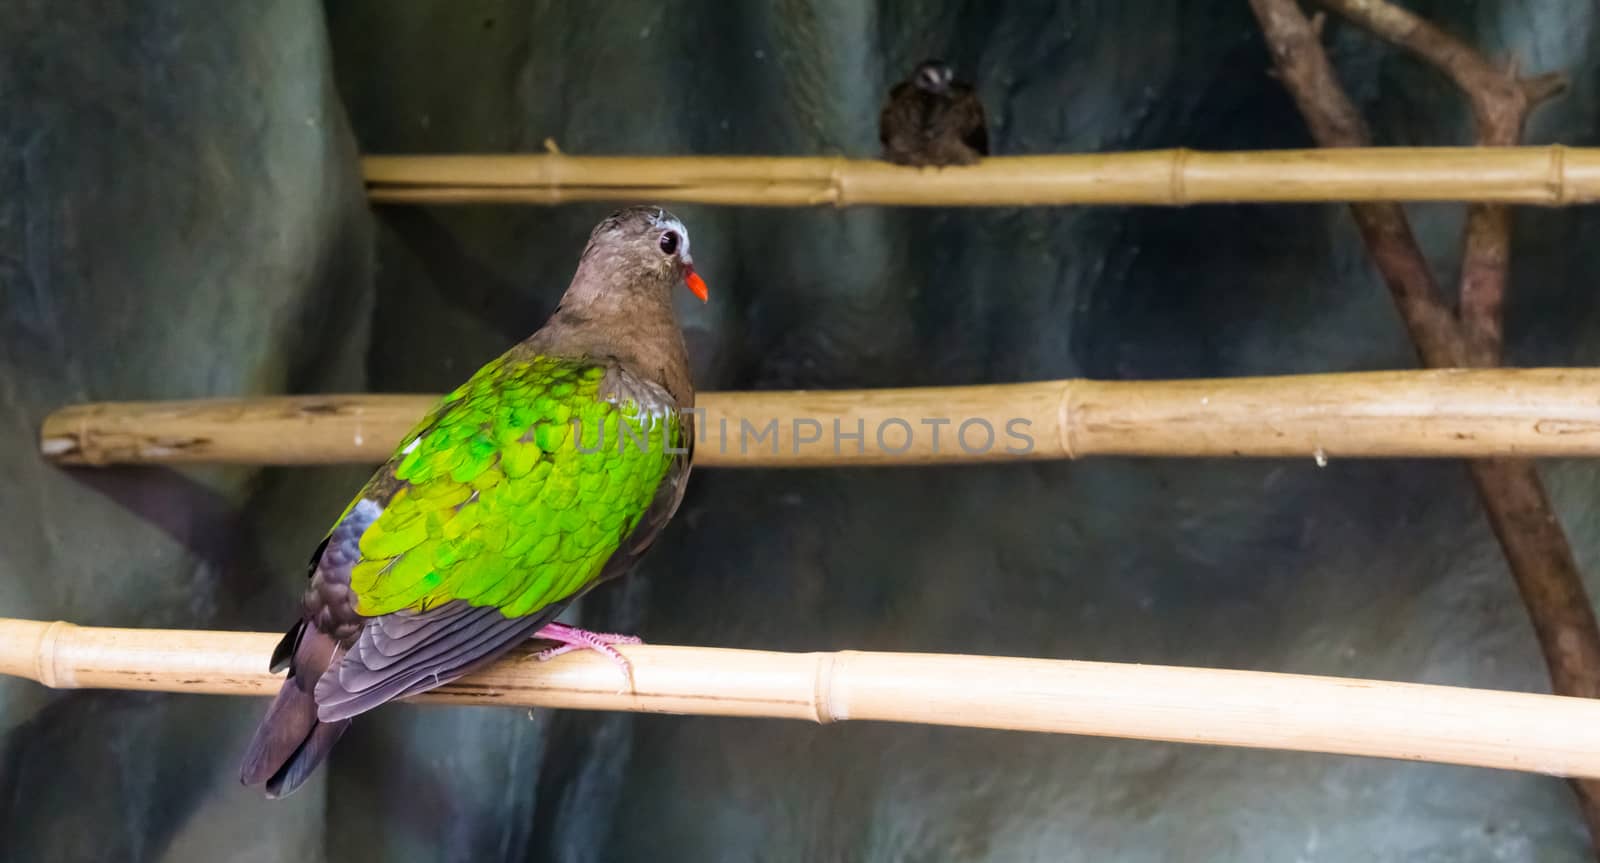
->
[362,148,1600,207]
[38,368,1600,467]
[3,616,1598,779]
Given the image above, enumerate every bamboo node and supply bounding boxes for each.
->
[1057,382,1078,459]
[1548,143,1569,205]
[811,651,840,724]
[36,620,74,689]
[1170,147,1191,205]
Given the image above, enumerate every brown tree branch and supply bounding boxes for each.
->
[1250,0,1466,368]
[1248,0,1600,849]
[1471,459,1600,705]
[1465,459,1600,833]
[1459,204,1511,362]
[1314,0,1568,364]
[1313,0,1566,143]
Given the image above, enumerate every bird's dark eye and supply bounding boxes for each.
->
[658,231,680,256]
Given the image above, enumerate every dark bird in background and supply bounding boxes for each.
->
[878,60,989,167]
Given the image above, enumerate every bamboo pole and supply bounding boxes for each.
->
[3,616,1599,779]
[361,148,1600,207]
[37,368,1600,467]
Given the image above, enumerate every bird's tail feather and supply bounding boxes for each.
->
[265,709,350,799]
[239,624,346,798]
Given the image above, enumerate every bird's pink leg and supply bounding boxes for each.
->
[531,622,643,691]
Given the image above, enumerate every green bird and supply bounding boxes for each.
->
[239,205,707,798]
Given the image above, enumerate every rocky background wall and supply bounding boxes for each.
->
[4,0,1600,860]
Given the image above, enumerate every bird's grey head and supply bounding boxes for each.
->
[913,60,955,94]
[577,205,708,304]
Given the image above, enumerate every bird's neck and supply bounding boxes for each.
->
[518,268,692,404]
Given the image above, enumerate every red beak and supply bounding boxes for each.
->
[684,266,709,303]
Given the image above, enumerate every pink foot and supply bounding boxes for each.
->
[531,622,643,692]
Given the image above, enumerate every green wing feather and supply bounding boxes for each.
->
[342,354,682,621]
